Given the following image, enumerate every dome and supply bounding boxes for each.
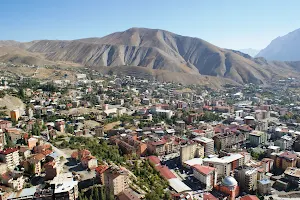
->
[222,176,238,187]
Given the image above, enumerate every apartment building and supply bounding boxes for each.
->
[180,143,204,164]
[103,165,129,196]
[275,151,297,170]
[234,166,257,193]
[0,148,20,170]
[1,171,25,191]
[0,131,5,150]
[51,173,79,200]
[203,153,244,178]
[249,131,267,147]
[110,134,147,156]
[192,165,217,190]
[193,136,214,156]
[284,167,300,187]
[214,131,247,151]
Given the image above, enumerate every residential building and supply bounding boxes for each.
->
[214,131,247,151]
[44,161,60,181]
[95,165,109,184]
[28,137,39,150]
[257,179,272,195]
[249,131,267,147]
[103,165,129,196]
[261,158,274,172]
[193,137,214,156]
[203,153,244,178]
[6,187,37,200]
[51,173,79,200]
[192,165,217,190]
[94,126,104,137]
[0,148,20,170]
[284,167,300,187]
[54,119,65,133]
[0,131,5,150]
[234,166,257,193]
[111,134,147,156]
[180,143,204,164]
[10,109,20,122]
[147,139,166,155]
[275,151,298,170]
[1,171,25,191]
[274,135,294,150]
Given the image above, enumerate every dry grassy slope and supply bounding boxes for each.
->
[0,95,25,114]
[0,46,55,66]
[28,28,280,84]
[93,66,239,89]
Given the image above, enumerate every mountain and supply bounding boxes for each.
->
[238,48,260,57]
[257,28,300,61]
[1,27,300,86]
[27,27,282,84]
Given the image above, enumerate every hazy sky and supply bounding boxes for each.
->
[1,0,300,49]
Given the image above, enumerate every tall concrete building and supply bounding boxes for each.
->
[180,143,204,164]
[203,153,244,178]
[0,148,20,170]
[103,165,129,196]
[193,137,214,156]
[234,166,257,193]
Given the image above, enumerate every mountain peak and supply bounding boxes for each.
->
[257,27,300,61]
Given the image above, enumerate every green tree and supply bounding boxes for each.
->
[100,187,106,200]
[94,187,100,200]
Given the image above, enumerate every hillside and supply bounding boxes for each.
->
[257,28,300,61]
[0,28,299,86]
[28,28,279,84]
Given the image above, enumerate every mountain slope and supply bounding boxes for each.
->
[28,28,274,84]
[257,28,300,61]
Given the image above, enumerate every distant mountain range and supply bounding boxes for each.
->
[1,28,300,86]
[257,28,300,61]
[238,48,260,57]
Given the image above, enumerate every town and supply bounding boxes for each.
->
[0,65,300,200]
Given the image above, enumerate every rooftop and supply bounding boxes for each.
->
[193,165,215,175]
[278,151,297,160]
[155,165,176,180]
[203,153,243,164]
[0,148,18,155]
[193,136,214,143]
[54,181,78,194]
[249,131,264,137]
[7,187,37,199]
[168,178,192,193]
[284,167,300,178]
[240,195,259,200]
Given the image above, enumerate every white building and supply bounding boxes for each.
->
[192,165,217,190]
[203,153,244,178]
[0,148,20,170]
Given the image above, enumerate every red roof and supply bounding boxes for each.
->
[193,165,215,175]
[150,139,166,146]
[0,148,18,155]
[155,165,176,180]
[279,151,297,160]
[240,195,259,200]
[148,156,161,166]
[95,165,109,174]
[193,129,204,134]
[203,193,218,200]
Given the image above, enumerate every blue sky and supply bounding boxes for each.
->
[1,0,300,49]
